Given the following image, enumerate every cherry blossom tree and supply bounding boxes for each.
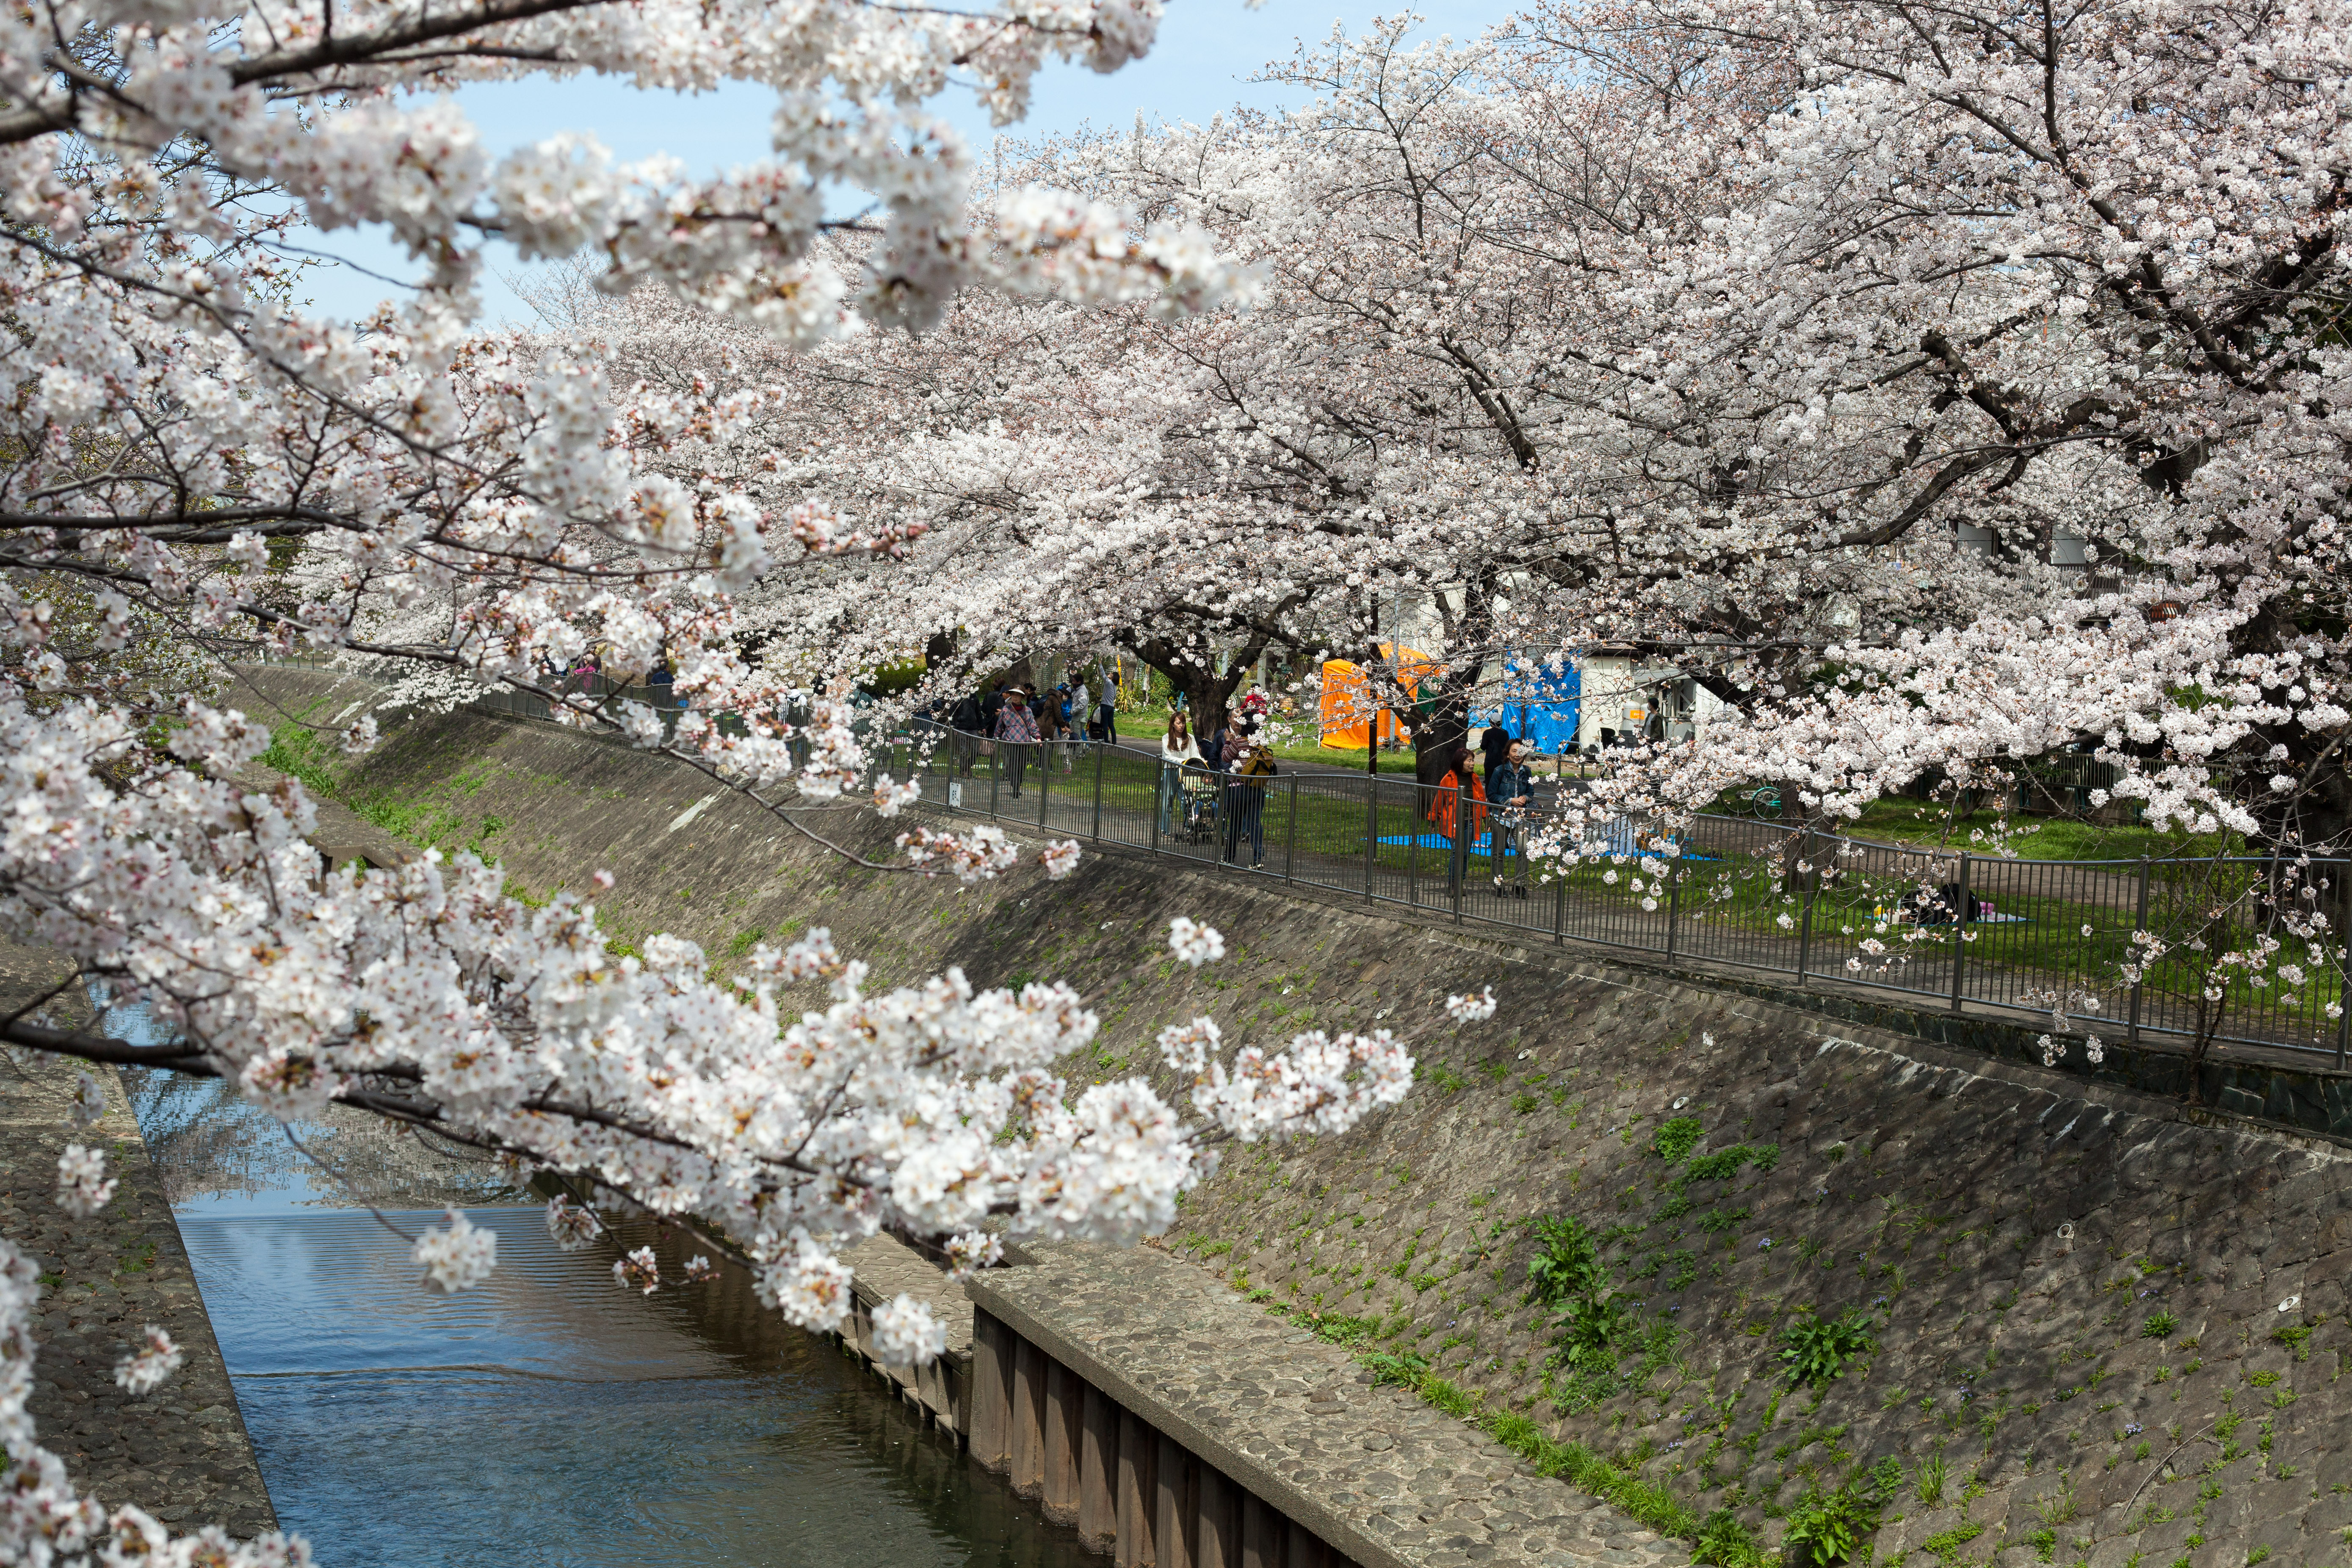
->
[0,0,1429,1560]
[703,0,2352,1078]
[813,0,2352,863]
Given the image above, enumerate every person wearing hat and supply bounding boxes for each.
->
[994,682,1041,796]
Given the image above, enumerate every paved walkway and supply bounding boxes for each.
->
[970,1239,1697,1568]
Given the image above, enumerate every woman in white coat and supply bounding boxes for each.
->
[1158,713,1203,834]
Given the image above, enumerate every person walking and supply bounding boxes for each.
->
[1220,719,1277,869]
[1158,713,1202,835]
[1481,720,1515,779]
[1486,739,1536,898]
[1095,671,1118,746]
[949,687,986,776]
[1050,684,1074,769]
[1200,713,1229,774]
[1070,675,1092,748]
[995,683,1040,797]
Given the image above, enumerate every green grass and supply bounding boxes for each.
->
[1114,708,1421,773]
[1381,1355,1704,1539]
[1272,1302,1741,1557]
[1832,796,2241,863]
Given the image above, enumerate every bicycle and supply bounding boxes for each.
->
[1733,785,1783,820]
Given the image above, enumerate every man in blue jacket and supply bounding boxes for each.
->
[1486,739,1536,897]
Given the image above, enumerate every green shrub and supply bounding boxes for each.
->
[1694,1509,1768,1567]
[1558,1289,1635,1373]
[2142,1310,2178,1339]
[1780,1310,1878,1387]
[1653,1116,1705,1164]
[1781,1484,1879,1567]
[1526,1215,1604,1308]
[1684,1147,1752,1182]
[1363,1349,1430,1388]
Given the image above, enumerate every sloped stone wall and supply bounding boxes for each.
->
[236,664,2352,1567]
[0,944,278,1538]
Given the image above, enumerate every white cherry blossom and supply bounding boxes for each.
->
[111,1327,184,1397]
[55,1145,115,1219]
[413,1210,498,1294]
[1167,917,1226,967]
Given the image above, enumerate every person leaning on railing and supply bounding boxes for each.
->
[946,688,986,776]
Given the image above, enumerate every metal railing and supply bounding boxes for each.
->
[247,660,2340,1068]
[890,725,2351,1068]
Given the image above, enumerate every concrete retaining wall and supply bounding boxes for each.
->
[0,942,278,1537]
[964,1242,1691,1568]
[226,664,2352,1567]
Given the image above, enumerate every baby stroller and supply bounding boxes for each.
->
[1179,762,1221,845]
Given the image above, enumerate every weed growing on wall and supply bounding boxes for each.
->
[1780,1457,1901,1567]
[1779,1310,1877,1388]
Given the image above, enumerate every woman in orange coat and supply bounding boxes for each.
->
[1428,747,1488,845]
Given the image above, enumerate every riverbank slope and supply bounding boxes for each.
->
[234,665,2352,1568]
[0,942,277,1536]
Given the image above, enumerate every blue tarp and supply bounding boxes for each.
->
[1375,833,1505,852]
[1371,832,1718,862]
[1472,656,1581,753]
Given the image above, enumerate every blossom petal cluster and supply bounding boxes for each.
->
[112,1327,184,1397]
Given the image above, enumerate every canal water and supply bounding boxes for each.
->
[124,1067,1089,1568]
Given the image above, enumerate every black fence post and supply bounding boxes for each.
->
[1037,737,1050,830]
[1665,863,1680,964]
[1363,774,1378,902]
[1092,739,1105,841]
[1407,789,1421,910]
[1283,774,1299,883]
[1796,852,1815,985]
[989,740,1000,818]
[2130,854,2150,1043]
[1949,852,1972,1012]
[1451,785,1465,924]
[1553,855,1568,943]
[2337,861,2350,1068]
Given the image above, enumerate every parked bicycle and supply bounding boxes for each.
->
[1733,785,1783,820]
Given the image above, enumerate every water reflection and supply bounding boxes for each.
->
[120,1031,1089,1568]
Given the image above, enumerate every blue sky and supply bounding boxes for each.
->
[290,1,1513,323]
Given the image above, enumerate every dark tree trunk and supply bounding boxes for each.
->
[1411,693,1470,790]
[923,628,960,676]
[1117,631,1269,744]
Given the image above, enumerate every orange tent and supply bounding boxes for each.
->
[1319,644,1438,749]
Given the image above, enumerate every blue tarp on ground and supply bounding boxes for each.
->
[1374,833,1506,853]
[1370,832,1719,862]
[1472,656,1581,753]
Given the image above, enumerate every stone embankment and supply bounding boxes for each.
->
[971,1240,1695,1568]
[0,942,276,1536]
[235,665,2352,1567]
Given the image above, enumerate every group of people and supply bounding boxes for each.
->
[935,673,1539,888]
[1155,697,1280,868]
[1426,725,1540,896]
[942,675,1121,796]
